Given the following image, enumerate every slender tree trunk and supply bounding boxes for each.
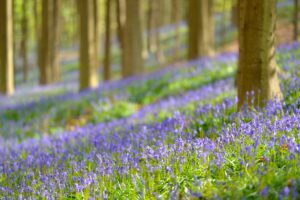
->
[104,0,111,81]
[231,2,238,27]
[235,0,244,87]
[71,0,78,48]
[116,0,126,76]
[188,0,214,60]
[39,0,61,85]
[153,0,164,64]
[161,0,169,26]
[148,0,156,54]
[147,0,153,55]
[146,0,164,63]
[220,0,227,46]
[21,0,29,82]
[79,0,99,90]
[172,0,181,62]
[294,0,299,41]
[51,0,61,82]
[237,0,282,109]
[123,0,143,77]
[93,0,100,70]
[39,0,52,84]
[208,1,214,52]
[12,0,17,70]
[34,0,41,69]
[188,0,198,58]
[0,0,14,95]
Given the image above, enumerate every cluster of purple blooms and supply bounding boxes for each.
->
[0,42,299,199]
[1,96,300,198]
[0,52,236,140]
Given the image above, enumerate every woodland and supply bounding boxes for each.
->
[0,0,300,199]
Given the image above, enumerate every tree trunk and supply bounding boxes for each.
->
[123,0,143,77]
[51,0,61,82]
[93,0,100,70]
[39,0,61,85]
[79,0,99,90]
[147,0,165,63]
[104,0,111,81]
[147,0,153,55]
[172,0,181,62]
[153,0,164,64]
[294,0,299,41]
[148,1,156,58]
[231,2,238,27]
[237,0,282,109]
[161,0,170,26]
[147,0,165,64]
[220,0,227,46]
[116,0,126,77]
[21,0,29,82]
[12,0,17,70]
[0,0,14,95]
[34,0,41,69]
[188,0,214,60]
[39,0,52,84]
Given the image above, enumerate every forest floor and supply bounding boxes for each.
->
[1,1,300,197]
[0,41,299,199]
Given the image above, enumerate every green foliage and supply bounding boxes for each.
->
[91,100,138,122]
[128,64,235,105]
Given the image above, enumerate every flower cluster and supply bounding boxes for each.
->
[0,42,299,199]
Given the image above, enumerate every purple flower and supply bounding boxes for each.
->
[260,186,268,198]
[282,186,290,198]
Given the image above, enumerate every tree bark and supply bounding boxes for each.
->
[294,0,299,41]
[79,0,99,90]
[93,0,100,70]
[104,0,111,81]
[188,0,214,60]
[21,0,29,82]
[12,0,17,70]
[34,0,41,69]
[116,0,126,77]
[147,0,165,63]
[153,0,164,64]
[52,0,61,82]
[146,0,154,55]
[122,0,143,77]
[172,0,181,62]
[39,0,61,85]
[0,0,14,95]
[237,0,282,109]
[231,2,238,27]
[220,0,227,46]
[39,0,52,84]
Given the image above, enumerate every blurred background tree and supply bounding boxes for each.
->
[0,0,298,100]
[0,0,14,95]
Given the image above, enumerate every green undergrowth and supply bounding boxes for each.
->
[127,63,235,104]
[0,58,236,140]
